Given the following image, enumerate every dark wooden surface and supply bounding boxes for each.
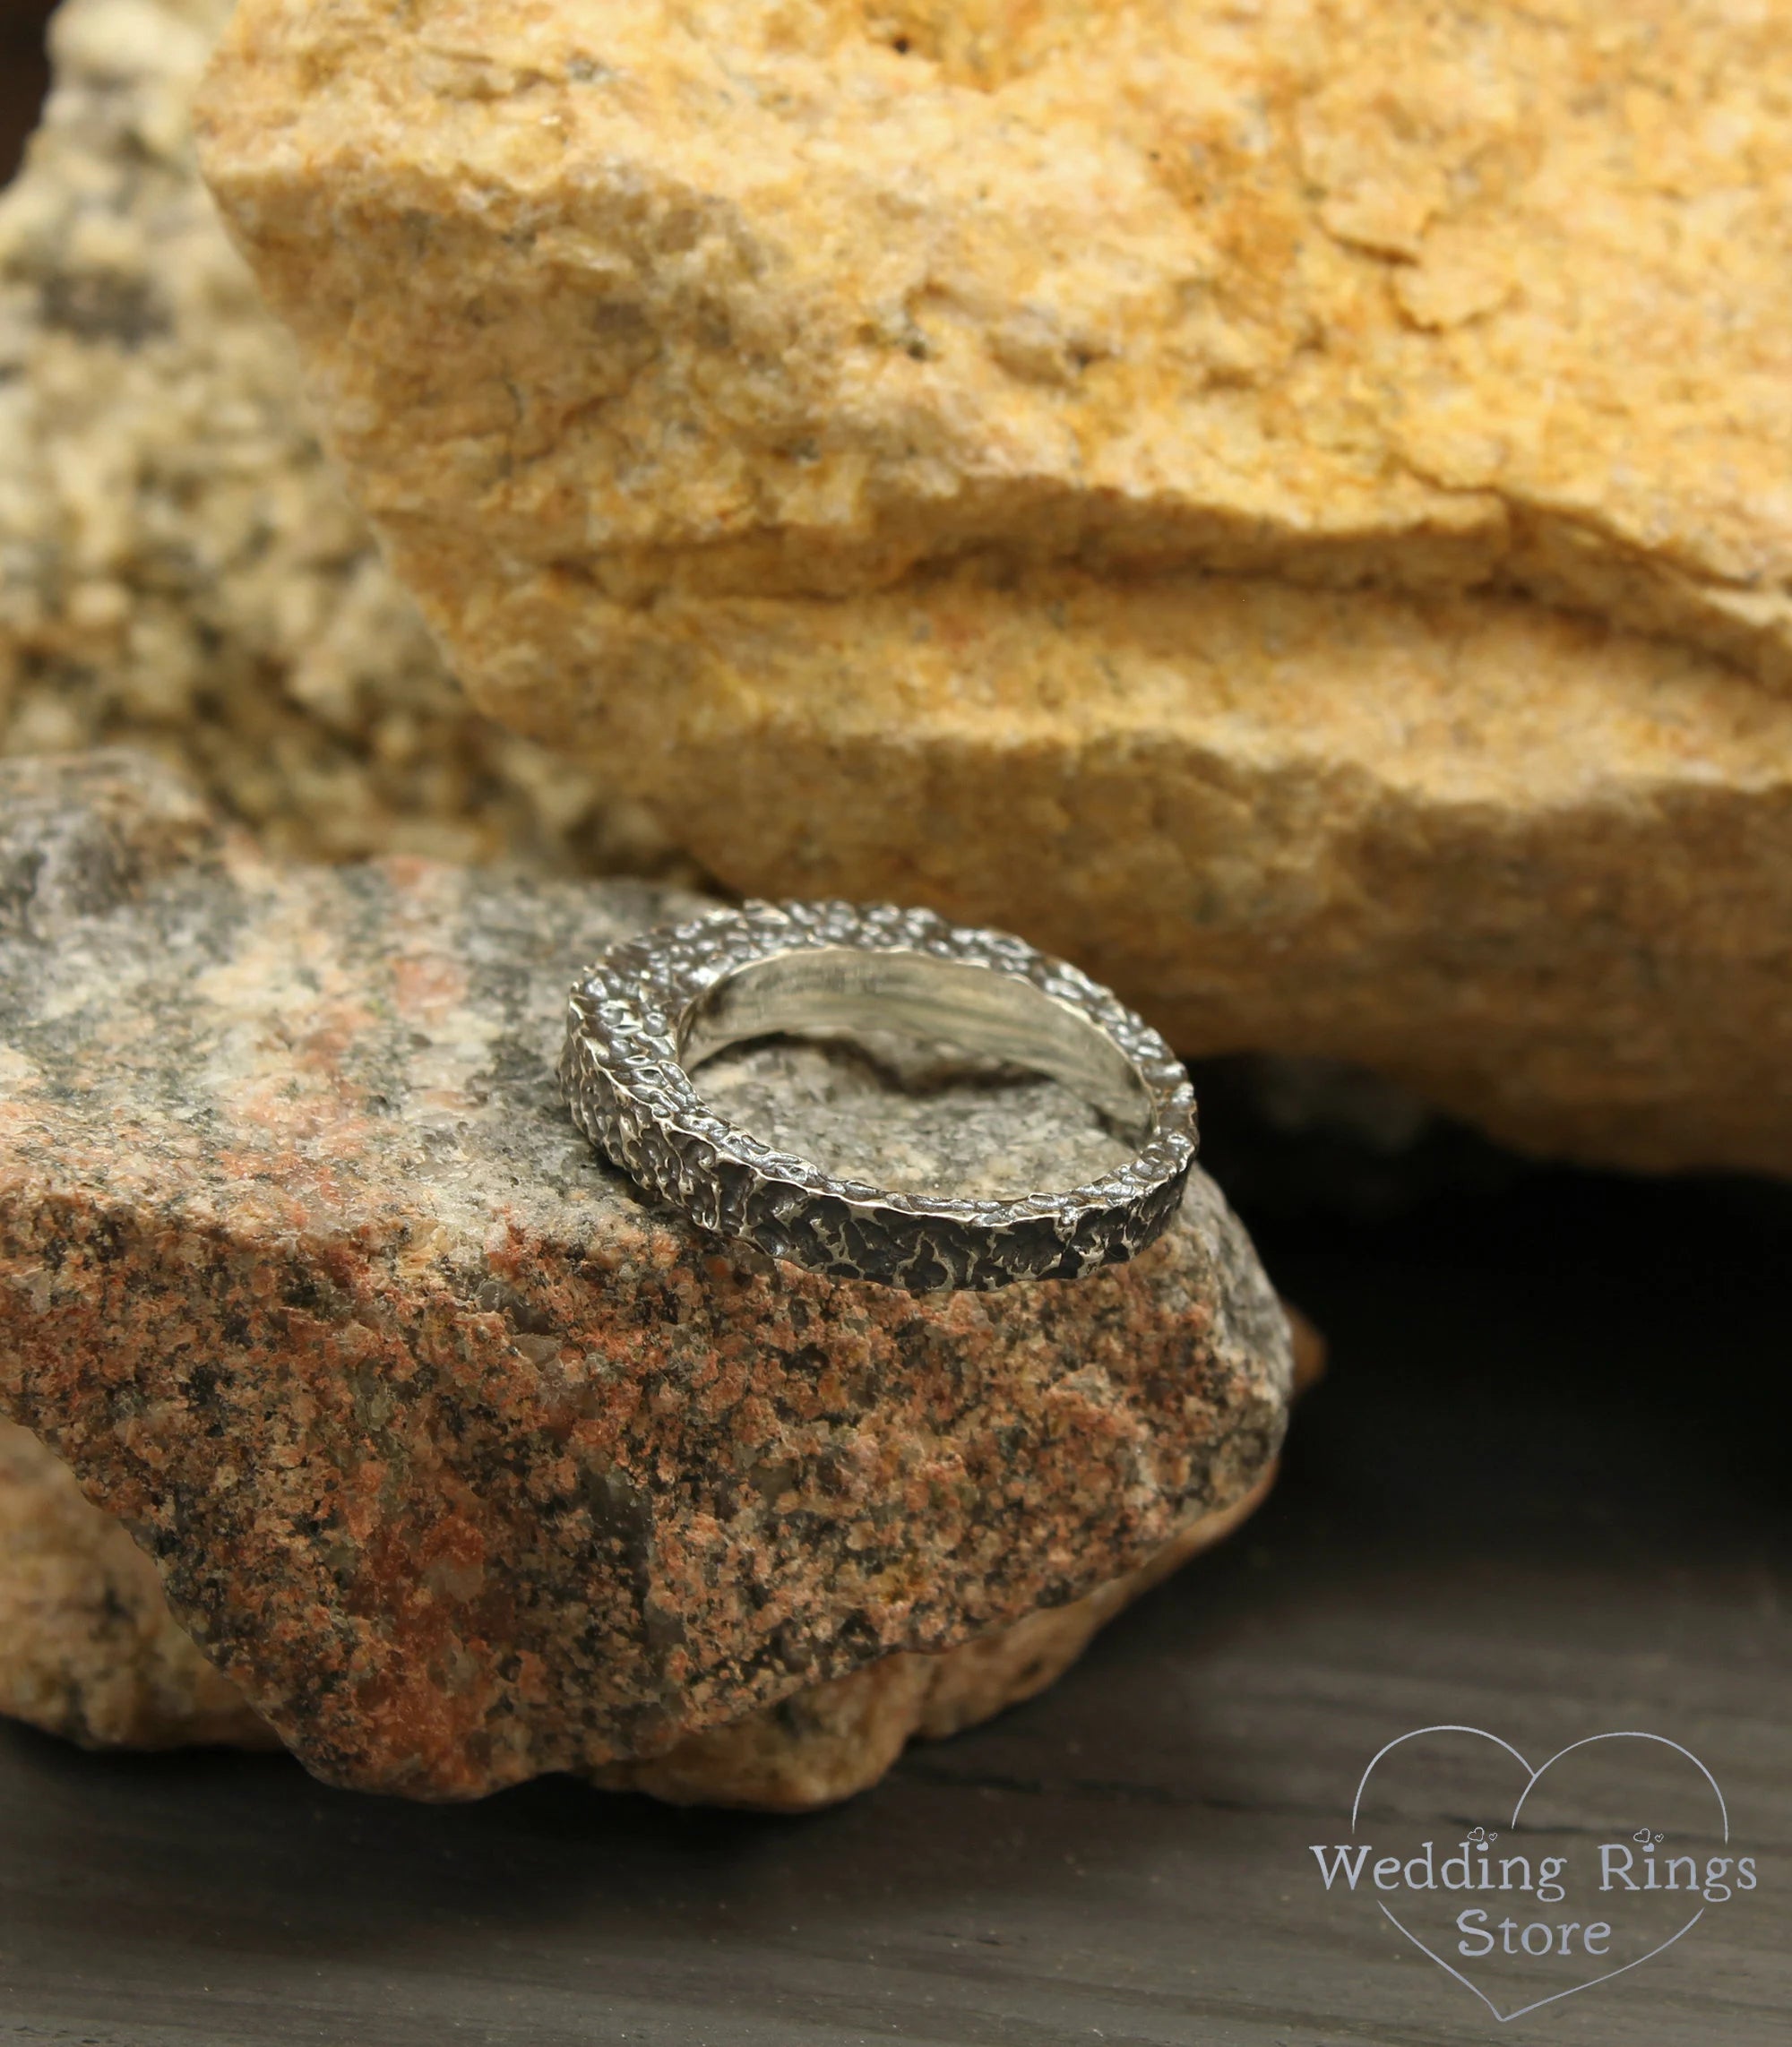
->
[0,1168,1784,2045]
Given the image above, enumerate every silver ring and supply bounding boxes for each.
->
[559,901,1198,1291]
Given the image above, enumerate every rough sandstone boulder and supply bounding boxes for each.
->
[0,752,1291,1802]
[192,0,1792,1177]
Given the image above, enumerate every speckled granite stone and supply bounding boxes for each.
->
[0,0,678,878]
[589,1468,1281,1810]
[0,752,1290,1800]
[0,1413,1287,1808]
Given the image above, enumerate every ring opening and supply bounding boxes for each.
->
[677,946,1152,1137]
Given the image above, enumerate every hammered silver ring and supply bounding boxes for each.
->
[558,901,1198,1292]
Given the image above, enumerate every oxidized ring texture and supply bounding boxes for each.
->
[559,901,1199,1292]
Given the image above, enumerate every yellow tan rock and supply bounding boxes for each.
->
[194,0,1792,677]
[190,0,1792,1175]
[513,566,1792,1174]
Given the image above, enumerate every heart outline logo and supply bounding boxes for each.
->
[1351,1725,1729,2025]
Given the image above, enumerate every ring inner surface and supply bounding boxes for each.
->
[677,947,1152,1139]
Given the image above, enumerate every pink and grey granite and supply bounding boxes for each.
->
[0,1414,1288,1809]
[0,752,1291,1800]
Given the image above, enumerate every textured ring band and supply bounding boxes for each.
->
[559,901,1198,1292]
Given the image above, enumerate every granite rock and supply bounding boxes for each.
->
[0,752,1291,1801]
[0,0,676,876]
[588,1470,1279,1810]
[189,0,1792,1178]
[0,1414,1280,1808]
